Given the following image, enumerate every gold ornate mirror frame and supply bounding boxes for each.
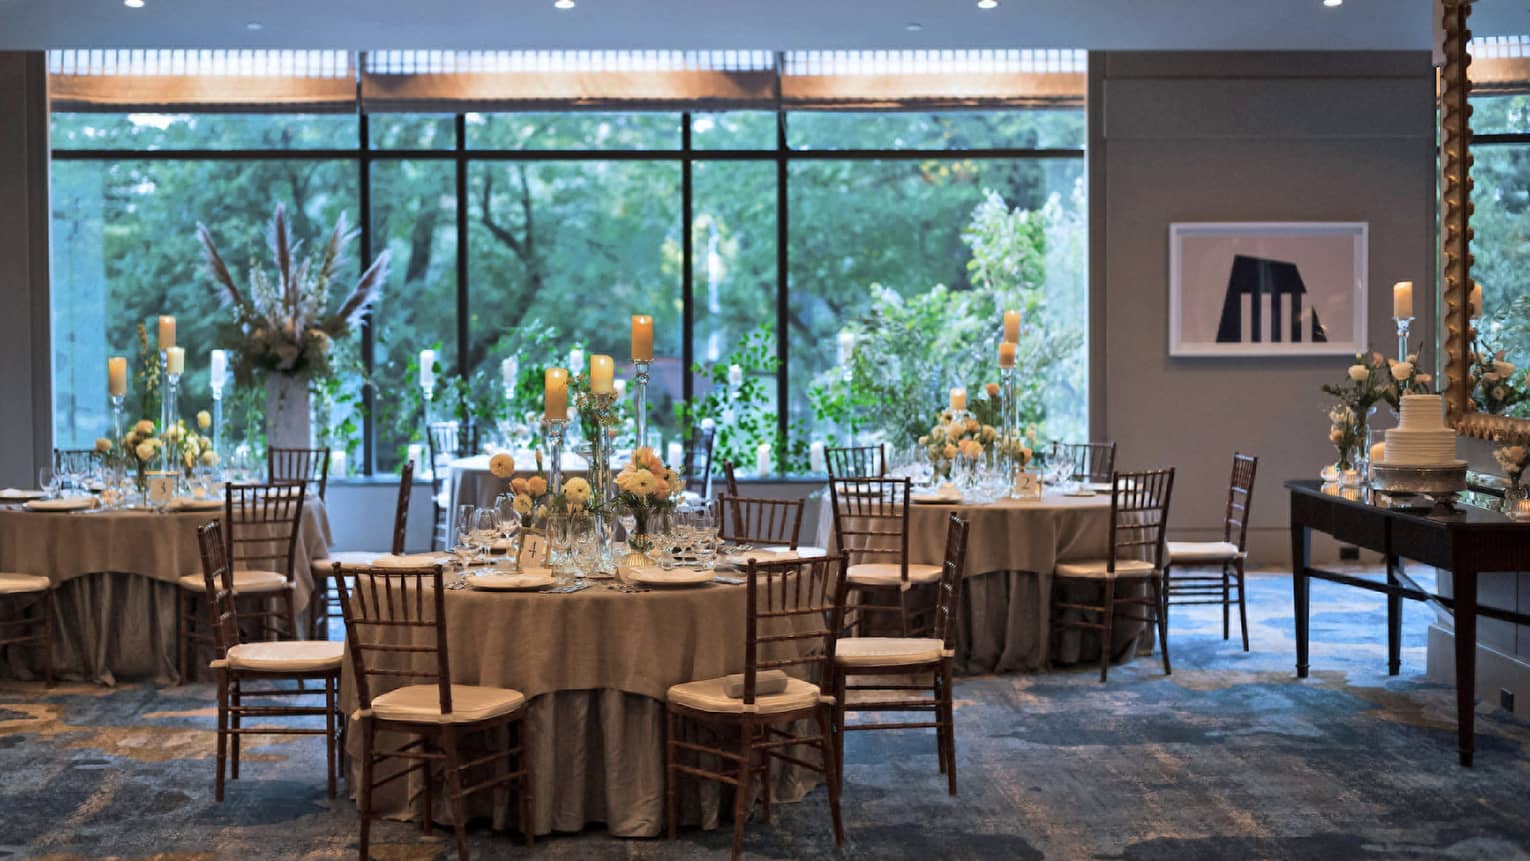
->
[1442,0,1530,444]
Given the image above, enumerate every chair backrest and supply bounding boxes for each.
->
[720,459,741,498]
[427,421,464,473]
[391,461,415,555]
[268,446,331,501]
[1106,468,1175,572]
[195,519,242,659]
[932,514,970,651]
[825,445,885,480]
[223,482,306,582]
[828,475,913,583]
[336,566,453,716]
[683,424,717,498]
[736,554,847,705]
[53,448,99,476]
[1224,452,1259,549]
[717,494,805,548]
[1051,441,1117,483]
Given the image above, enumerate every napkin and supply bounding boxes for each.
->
[373,554,454,569]
[723,670,790,699]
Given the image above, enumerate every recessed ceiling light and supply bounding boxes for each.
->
[1323,0,1342,6]
[123,0,144,7]
[246,21,263,31]
[554,0,575,8]
[906,22,923,32]
[977,0,998,8]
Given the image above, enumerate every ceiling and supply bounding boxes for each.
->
[7,0,1517,52]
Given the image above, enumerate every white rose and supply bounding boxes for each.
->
[134,419,155,436]
[196,410,212,430]
[563,477,592,506]
[1347,365,1369,382]
[488,452,516,479]
[200,450,220,467]
[94,437,113,453]
[135,441,156,462]
[1390,361,1413,379]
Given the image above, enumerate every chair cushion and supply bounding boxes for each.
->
[847,562,942,590]
[311,550,390,576]
[177,569,289,593]
[1167,541,1245,563]
[1054,558,1158,579]
[835,637,946,668]
[0,573,50,595]
[366,684,526,725]
[668,675,824,715]
[221,640,343,674]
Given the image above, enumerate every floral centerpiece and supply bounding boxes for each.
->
[1470,345,1526,415]
[100,419,165,496]
[611,447,682,556]
[199,204,391,449]
[1321,351,1392,475]
[167,415,219,478]
[1326,405,1364,476]
[1493,439,1529,496]
[919,410,998,481]
[1381,352,1433,411]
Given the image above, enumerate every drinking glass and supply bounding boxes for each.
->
[692,509,719,571]
[471,507,499,562]
[452,504,478,567]
[494,494,521,556]
[570,517,598,580]
[37,466,58,500]
[546,513,573,577]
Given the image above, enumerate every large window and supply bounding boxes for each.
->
[51,105,1086,474]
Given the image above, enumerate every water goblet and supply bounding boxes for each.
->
[471,507,499,562]
[452,505,478,568]
[546,513,574,578]
[37,466,58,500]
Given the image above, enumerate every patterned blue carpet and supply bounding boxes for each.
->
[3,569,1530,860]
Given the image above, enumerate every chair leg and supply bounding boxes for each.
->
[665,708,679,841]
[940,659,957,796]
[1236,560,1251,652]
[1221,564,1231,641]
[215,669,229,801]
[833,671,848,797]
[308,574,325,641]
[230,677,242,780]
[1153,574,1172,676]
[325,674,337,799]
[758,723,771,825]
[421,733,435,835]
[177,588,190,685]
[815,706,846,848]
[282,589,298,642]
[359,719,375,861]
[441,726,470,861]
[731,722,753,861]
[1098,578,1115,683]
[41,590,54,688]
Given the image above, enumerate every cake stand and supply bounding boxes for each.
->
[1371,461,1468,511]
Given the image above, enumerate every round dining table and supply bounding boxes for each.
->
[340,574,822,838]
[815,488,1146,674]
[0,497,331,685]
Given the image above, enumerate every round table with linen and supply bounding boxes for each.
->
[0,498,331,684]
[816,490,1149,674]
[340,577,823,838]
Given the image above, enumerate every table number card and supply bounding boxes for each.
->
[1013,470,1042,501]
[146,472,177,508]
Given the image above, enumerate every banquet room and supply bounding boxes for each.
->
[7,0,1530,858]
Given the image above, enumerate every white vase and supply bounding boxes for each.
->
[265,373,312,450]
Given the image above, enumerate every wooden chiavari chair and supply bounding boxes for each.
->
[177,482,305,683]
[682,423,717,501]
[338,565,533,860]
[832,514,968,796]
[196,521,343,800]
[0,571,53,687]
[427,421,466,551]
[1049,440,1117,484]
[665,555,846,859]
[307,462,414,639]
[720,458,741,497]
[268,446,331,501]
[825,444,886,479]
[829,475,940,636]
[1051,468,1175,682]
[716,494,805,549]
[1165,453,1258,651]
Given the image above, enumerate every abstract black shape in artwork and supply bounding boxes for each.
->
[1215,254,1327,344]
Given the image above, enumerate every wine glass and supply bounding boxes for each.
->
[37,466,58,500]
[494,494,521,558]
[546,513,573,578]
[471,507,499,562]
[452,504,478,567]
[692,509,719,571]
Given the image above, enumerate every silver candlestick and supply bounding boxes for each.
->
[1394,316,1413,364]
[632,360,651,450]
[546,417,568,496]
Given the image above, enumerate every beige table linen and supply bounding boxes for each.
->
[0,500,331,684]
[818,492,1153,673]
[342,579,825,837]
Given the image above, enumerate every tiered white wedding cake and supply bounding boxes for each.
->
[1383,394,1461,466]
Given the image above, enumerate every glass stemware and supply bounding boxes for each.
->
[452,504,478,567]
[494,494,521,562]
[470,507,499,562]
[546,513,573,579]
[37,466,58,500]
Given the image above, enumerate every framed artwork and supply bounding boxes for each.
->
[1168,222,1368,357]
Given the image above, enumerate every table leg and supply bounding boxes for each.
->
[1291,522,1310,678]
[1452,564,1478,767]
[1386,555,1402,676]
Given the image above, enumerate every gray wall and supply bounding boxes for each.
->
[1089,51,1438,564]
[0,52,51,487]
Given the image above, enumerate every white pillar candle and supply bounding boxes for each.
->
[949,387,967,412]
[590,354,614,394]
[667,441,683,467]
[1392,281,1414,319]
[210,349,227,390]
[728,364,744,387]
[501,356,518,389]
[836,331,855,366]
[544,367,569,420]
[1003,309,1021,343]
[419,349,436,390]
[568,348,585,374]
[407,443,425,476]
[756,442,773,477]
[108,357,128,397]
[613,379,627,399]
[166,346,185,376]
[157,315,176,350]
[809,441,827,474]
[330,449,347,478]
[631,315,654,362]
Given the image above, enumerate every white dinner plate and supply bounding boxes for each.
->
[627,567,715,588]
[911,493,962,505]
[24,496,99,512]
[468,571,556,591]
[0,488,45,501]
[372,553,455,569]
[1063,488,1097,498]
[168,496,223,511]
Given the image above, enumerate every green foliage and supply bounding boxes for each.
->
[674,324,782,475]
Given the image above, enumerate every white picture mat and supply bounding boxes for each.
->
[1168,222,1368,357]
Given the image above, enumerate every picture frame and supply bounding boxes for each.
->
[1168,222,1368,358]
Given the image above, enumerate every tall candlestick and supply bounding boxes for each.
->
[633,360,652,449]
[809,441,827,474]
[547,418,568,505]
[590,354,614,394]
[949,387,967,412]
[419,349,436,392]
[1003,309,1021,343]
[998,341,1016,369]
[108,356,128,397]
[501,356,518,389]
[210,349,227,387]
[630,315,654,362]
[166,346,185,376]
[1000,365,1018,496]
[756,441,773,478]
[1392,281,1414,319]
[157,315,176,350]
[544,367,569,421]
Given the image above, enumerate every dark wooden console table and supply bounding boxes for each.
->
[1287,479,1530,766]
